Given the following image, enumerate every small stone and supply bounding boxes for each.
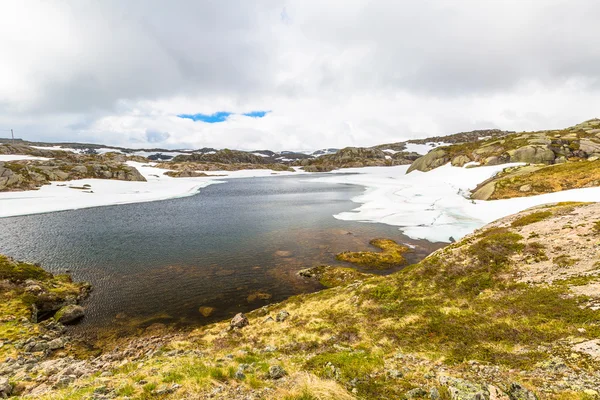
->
[230,313,249,329]
[508,382,538,400]
[276,310,290,322]
[404,387,427,399]
[48,338,66,350]
[519,184,532,192]
[387,369,403,379]
[234,370,246,380]
[268,365,287,379]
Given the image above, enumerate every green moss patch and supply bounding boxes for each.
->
[336,239,410,269]
[511,211,553,227]
[0,255,52,282]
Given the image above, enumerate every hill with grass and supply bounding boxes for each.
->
[2,202,600,399]
[407,119,600,173]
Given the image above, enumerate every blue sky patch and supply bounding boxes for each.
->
[178,110,270,123]
[243,110,270,118]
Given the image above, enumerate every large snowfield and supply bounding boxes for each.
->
[311,164,600,242]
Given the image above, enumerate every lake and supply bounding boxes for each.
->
[0,174,442,338]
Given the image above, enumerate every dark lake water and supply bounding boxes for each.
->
[0,174,442,338]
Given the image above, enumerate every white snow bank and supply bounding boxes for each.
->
[30,145,80,153]
[309,164,600,243]
[0,155,52,161]
[0,162,302,218]
[404,142,449,155]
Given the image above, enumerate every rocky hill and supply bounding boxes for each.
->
[297,147,420,172]
[0,148,146,192]
[407,119,600,173]
[2,202,600,398]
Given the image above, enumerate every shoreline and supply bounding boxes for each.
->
[0,161,304,219]
[3,159,600,244]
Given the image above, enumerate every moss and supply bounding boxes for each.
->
[0,255,52,281]
[336,239,410,269]
[553,255,579,268]
[467,228,524,269]
[305,350,383,381]
[523,242,548,262]
[490,160,600,200]
[511,211,553,227]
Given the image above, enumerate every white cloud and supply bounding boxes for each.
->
[0,0,599,150]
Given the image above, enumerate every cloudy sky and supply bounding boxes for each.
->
[0,0,599,151]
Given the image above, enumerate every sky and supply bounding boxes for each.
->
[0,0,599,151]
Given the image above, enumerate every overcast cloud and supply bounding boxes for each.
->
[0,0,599,150]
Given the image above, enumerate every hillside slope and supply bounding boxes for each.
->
[407,119,600,173]
[3,203,600,399]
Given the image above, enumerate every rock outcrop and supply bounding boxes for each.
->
[0,158,146,192]
[299,146,420,172]
[407,119,600,173]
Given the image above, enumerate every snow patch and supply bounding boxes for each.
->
[0,155,52,161]
[309,163,600,243]
[404,142,449,155]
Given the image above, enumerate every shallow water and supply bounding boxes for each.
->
[0,174,443,337]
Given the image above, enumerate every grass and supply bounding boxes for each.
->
[553,255,580,268]
[7,204,600,399]
[336,239,410,269]
[490,160,600,199]
[511,211,553,227]
[0,255,52,281]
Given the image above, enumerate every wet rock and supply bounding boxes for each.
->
[276,310,290,322]
[230,313,249,329]
[247,291,272,303]
[268,365,287,379]
[55,305,85,324]
[198,306,216,318]
[507,383,537,400]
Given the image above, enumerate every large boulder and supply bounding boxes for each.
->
[507,145,555,164]
[579,139,600,156]
[451,155,471,167]
[54,305,85,324]
[407,149,450,173]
